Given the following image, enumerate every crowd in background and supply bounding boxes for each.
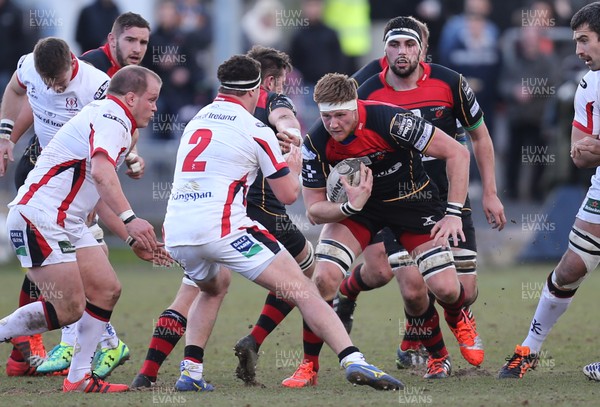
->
[0,0,595,203]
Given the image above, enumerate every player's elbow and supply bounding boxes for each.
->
[272,175,300,205]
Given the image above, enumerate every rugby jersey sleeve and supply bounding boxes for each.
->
[573,71,599,135]
[367,104,436,153]
[301,120,329,189]
[267,93,297,115]
[253,121,289,179]
[89,109,131,167]
[452,74,484,131]
[15,54,33,89]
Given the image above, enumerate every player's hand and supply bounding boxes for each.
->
[571,136,600,158]
[277,128,302,153]
[131,240,174,266]
[125,217,158,251]
[341,163,372,210]
[285,144,302,175]
[430,215,465,247]
[0,138,15,177]
[125,153,145,179]
[482,193,506,231]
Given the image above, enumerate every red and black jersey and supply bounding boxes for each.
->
[80,43,120,77]
[246,87,297,215]
[352,57,387,86]
[357,62,483,206]
[302,100,437,203]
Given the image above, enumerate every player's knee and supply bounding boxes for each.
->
[313,268,341,299]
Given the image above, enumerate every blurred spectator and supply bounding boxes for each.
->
[323,0,371,73]
[241,0,284,52]
[75,0,121,53]
[0,0,32,96]
[176,0,211,34]
[289,0,345,129]
[143,0,203,140]
[499,26,560,201]
[438,0,501,132]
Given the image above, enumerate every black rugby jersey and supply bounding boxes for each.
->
[246,87,297,215]
[357,61,483,205]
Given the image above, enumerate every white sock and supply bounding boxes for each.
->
[182,359,203,380]
[60,323,78,346]
[99,322,119,349]
[0,302,50,340]
[340,351,368,368]
[522,282,573,353]
[67,310,108,383]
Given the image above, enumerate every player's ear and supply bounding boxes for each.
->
[107,32,116,47]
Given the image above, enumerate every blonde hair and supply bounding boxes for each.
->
[313,73,358,104]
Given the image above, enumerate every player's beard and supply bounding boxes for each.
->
[115,41,128,67]
[389,57,419,78]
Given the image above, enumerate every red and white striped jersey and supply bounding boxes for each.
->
[9,96,135,227]
[16,53,110,148]
[163,94,290,246]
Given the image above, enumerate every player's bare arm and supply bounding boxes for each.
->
[571,126,600,167]
[422,129,468,246]
[304,163,372,225]
[468,122,506,230]
[0,72,29,174]
[91,152,157,251]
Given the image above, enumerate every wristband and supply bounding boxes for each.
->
[125,236,136,247]
[445,201,463,217]
[340,201,361,216]
[119,209,136,223]
[0,119,14,138]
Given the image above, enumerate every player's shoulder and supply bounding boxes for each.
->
[427,63,461,86]
[577,70,599,92]
[357,71,385,98]
[80,48,111,73]
[16,53,35,74]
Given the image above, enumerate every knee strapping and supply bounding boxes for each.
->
[452,248,477,274]
[415,246,454,280]
[315,239,356,277]
[298,241,315,272]
[568,226,600,274]
[388,250,416,268]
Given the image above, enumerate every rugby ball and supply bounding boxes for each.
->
[326,158,363,203]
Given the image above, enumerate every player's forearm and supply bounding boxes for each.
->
[91,161,133,217]
[470,134,499,197]
[0,89,27,134]
[444,153,470,206]
[306,200,351,224]
[95,199,129,241]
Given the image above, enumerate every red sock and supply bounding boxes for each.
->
[139,309,187,381]
[250,291,294,348]
[339,264,370,301]
[407,300,448,358]
[438,284,466,328]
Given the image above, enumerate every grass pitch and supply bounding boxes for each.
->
[1,250,600,406]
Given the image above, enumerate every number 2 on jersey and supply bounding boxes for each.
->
[182,129,212,172]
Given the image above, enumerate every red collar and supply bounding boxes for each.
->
[214,93,245,108]
[101,43,120,70]
[107,95,137,135]
[380,61,430,90]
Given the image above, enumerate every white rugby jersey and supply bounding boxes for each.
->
[573,70,600,189]
[163,94,290,246]
[16,53,110,148]
[9,96,135,226]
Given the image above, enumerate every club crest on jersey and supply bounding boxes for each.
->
[9,230,27,256]
[65,97,79,112]
[230,235,263,258]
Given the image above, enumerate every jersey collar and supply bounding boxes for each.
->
[214,93,245,108]
[107,95,137,135]
[101,43,120,70]
[380,61,430,89]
